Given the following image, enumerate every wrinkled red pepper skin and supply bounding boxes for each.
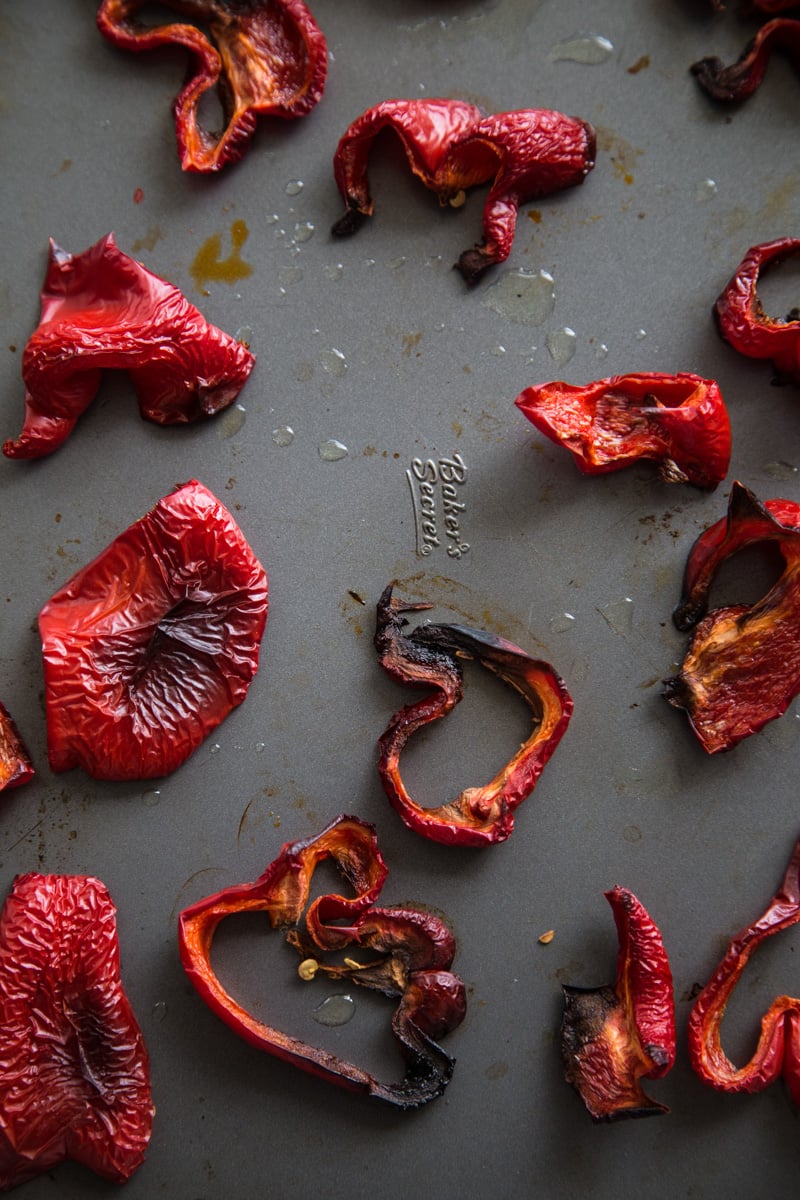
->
[374,585,573,847]
[515,372,730,488]
[692,18,800,101]
[688,833,800,1104]
[664,481,800,753]
[331,99,596,285]
[178,814,466,1109]
[39,480,268,781]
[714,237,800,385]
[0,703,34,792]
[561,887,676,1122]
[2,234,255,460]
[0,874,153,1189]
[97,0,327,172]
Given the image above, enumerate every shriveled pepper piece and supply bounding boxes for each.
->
[692,18,800,101]
[178,814,466,1108]
[0,702,34,792]
[331,99,596,285]
[96,0,327,172]
[688,832,800,1103]
[3,234,255,460]
[664,481,800,752]
[39,479,268,781]
[515,372,730,488]
[714,237,800,385]
[561,887,675,1121]
[374,584,573,847]
[0,873,153,1188]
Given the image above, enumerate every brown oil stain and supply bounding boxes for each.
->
[526,209,543,224]
[56,159,72,175]
[131,226,163,253]
[452,420,463,438]
[715,176,800,249]
[594,125,643,187]
[485,1061,509,1081]
[190,218,253,294]
[390,573,546,649]
[401,331,423,357]
[626,54,650,75]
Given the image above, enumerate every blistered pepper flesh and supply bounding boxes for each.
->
[714,237,800,385]
[0,874,153,1189]
[561,887,676,1121]
[515,372,730,488]
[97,0,327,172]
[0,702,34,792]
[692,18,800,102]
[331,99,596,285]
[2,234,255,460]
[39,480,268,780]
[179,814,467,1108]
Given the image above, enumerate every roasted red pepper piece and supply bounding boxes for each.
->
[688,832,800,1103]
[178,814,466,1108]
[97,0,327,172]
[331,99,596,285]
[692,18,800,101]
[561,887,676,1121]
[0,873,153,1188]
[0,702,34,792]
[2,233,255,460]
[374,584,573,847]
[515,372,730,488]
[39,479,268,780]
[664,481,800,752]
[714,237,800,385]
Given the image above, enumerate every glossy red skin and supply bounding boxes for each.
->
[39,480,268,781]
[97,0,327,172]
[561,887,675,1121]
[692,19,800,101]
[713,237,800,384]
[688,833,800,1104]
[664,482,800,753]
[0,702,34,792]
[0,874,152,1188]
[2,233,255,460]
[178,814,467,1109]
[515,372,730,488]
[331,99,596,285]
[374,585,573,847]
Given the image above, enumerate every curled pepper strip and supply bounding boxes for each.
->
[561,888,676,1122]
[714,237,800,385]
[0,702,34,792]
[374,585,573,847]
[664,481,800,753]
[0,874,153,1189]
[97,0,327,172]
[688,833,800,1104]
[178,814,467,1109]
[691,18,800,101]
[514,372,730,489]
[3,234,255,460]
[331,99,596,285]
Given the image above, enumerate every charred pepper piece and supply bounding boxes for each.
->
[39,480,268,781]
[0,702,34,792]
[714,237,800,385]
[688,832,800,1103]
[664,481,800,752]
[515,372,730,488]
[0,874,153,1189]
[692,18,800,101]
[374,585,573,847]
[97,0,327,172]
[178,814,466,1108]
[561,887,676,1121]
[331,99,596,285]
[3,234,255,460]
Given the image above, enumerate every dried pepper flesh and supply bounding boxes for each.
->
[0,703,34,792]
[714,237,800,385]
[692,18,800,102]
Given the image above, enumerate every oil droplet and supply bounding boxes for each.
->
[763,460,798,481]
[490,344,507,356]
[142,789,161,807]
[484,268,556,325]
[210,743,221,755]
[320,347,347,376]
[235,325,253,348]
[218,404,246,439]
[319,439,349,461]
[695,178,718,203]
[152,1001,168,1022]
[312,994,356,1026]
[294,221,315,243]
[389,255,407,272]
[272,425,295,447]
[279,266,304,287]
[594,341,609,360]
[265,213,280,225]
[324,263,344,281]
[254,741,266,753]
[549,612,576,633]
[546,327,577,366]
[190,219,253,291]
[599,596,634,636]
[635,328,647,340]
[549,34,615,64]
[285,179,304,196]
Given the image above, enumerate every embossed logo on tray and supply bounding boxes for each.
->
[406,453,470,559]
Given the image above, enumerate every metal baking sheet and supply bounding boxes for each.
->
[1,1,799,1196]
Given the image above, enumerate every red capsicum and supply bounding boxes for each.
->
[688,832,800,1104]
[692,18,800,101]
[664,481,800,753]
[96,0,327,172]
[39,480,268,780]
[374,584,573,847]
[0,702,34,792]
[0,873,153,1189]
[561,887,676,1121]
[514,372,730,488]
[331,99,596,285]
[2,234,255,460]
[178,814,467,1108]
[714,237,800,385]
